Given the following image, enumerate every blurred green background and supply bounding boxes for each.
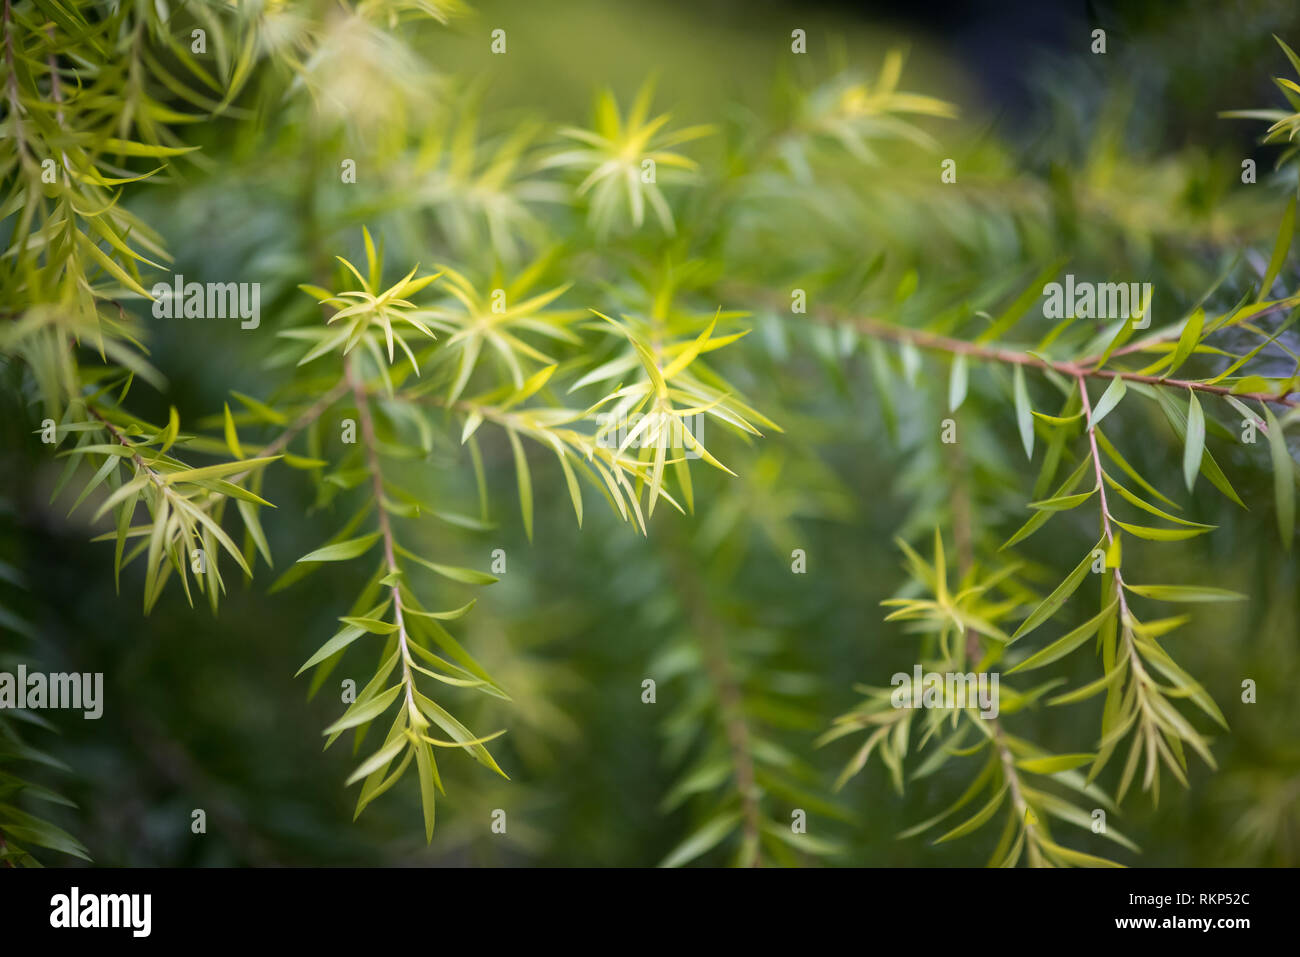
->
[3,0,1300,866]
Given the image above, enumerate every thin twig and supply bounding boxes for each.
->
[730,285,1299,408]
[666,544,764,867]
[346,356,417,716]
[836,309,1298,408]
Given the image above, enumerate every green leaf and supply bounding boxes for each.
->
[660,760,730,812]
[898,756,997,838]
[1146,386,1244,507]
[1009,543,1102,643]
[1096,430,1179,508]
[1039,838,1124,868]
[1110,519,1213,541]
[1001,459,1091,549]
[1167,308,1205,376]
[414,740,438,843]
[75,232,155,299]
[948,354,968,412]
[223,403,244,459]
[1090,377,1126,427]
[161,455,280,485]
[1135,638,1228,731]
[401,599,477,621]
[502,364,557,409]
[296,621,370,675]
[296,532,382,563]
[236,499,273,567]
[1027,489,1095,511]
[661,313,718,380]
[506,428,534,541]
[346,736,410,786]
[1031,409,1084,426]
[933,782,1008,844]
[412,691,508,777]
[760,819,843,857]
[339,616,399,635]
[1123,584,1247,603]
[1257,194,1296,303]
[1016,754,1095,774]
[362,226,380,289]
[867,339,899,442]
[418,562,497,585]
[99,137,200,157]
[0,805,92,861]
[554,443,585,526]
[1023,786,1139,852]
[1276,34,1300,77]
[395,545,499,584]
[1183,391,1205,492]
[1263,405,1295,550]
[323,684,402,736]
[1229,375,1283,395]
[1013,364,1034,459]
[1047,662,1128,706]
[408,626,506,700]
[1102,472,1210,527]
[230,390,289,425]
[158,406,180,455]
[659,810,742,867]
[976,258,1068,344]
[1007,600,1117,673]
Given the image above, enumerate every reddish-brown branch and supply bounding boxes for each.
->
[725,283,1299,408]
[834,311,1298,408]
[1076,375,1145,682]
[345,356,416,711]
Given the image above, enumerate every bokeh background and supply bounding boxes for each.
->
[3,0,1300,866]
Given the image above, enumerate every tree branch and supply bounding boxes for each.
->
[345,355,418,717]
[732,286,1299,408]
